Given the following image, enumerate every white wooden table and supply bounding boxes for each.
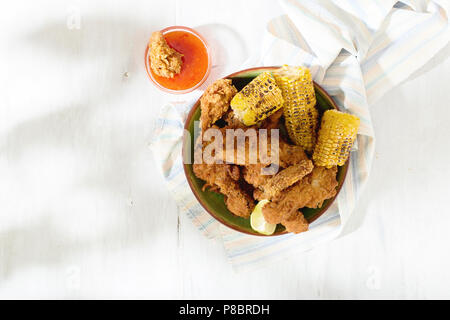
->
[1,0,449,299]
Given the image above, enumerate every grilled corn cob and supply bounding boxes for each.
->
[313,109,360,168]
[230,72,284,126]
[273,65,318,153]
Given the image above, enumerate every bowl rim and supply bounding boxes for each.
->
[182,66,349,236]
[144,25,212,94]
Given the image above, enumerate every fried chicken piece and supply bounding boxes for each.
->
[209,134,304,166]
[208,126,281,166]
[242,164,271,188]
[227,165,240,181]
[206,108,286,166]
[259,160,314,200]
[279,139,309,167]
[262,166,338,224]
[262,192,297,224]
[202,125,263,166]
[222,137,307,172]
[149,31,183,78]
[200,79,238,132]
[203,126,309,176]
[193,163,254,218]
[224,186,254,219]
[281,210,309,234]
[242,164,276,201]
[217,117,308,167]
[301,166,339,208]
[253,188,264,201]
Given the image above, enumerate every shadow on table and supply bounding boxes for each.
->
[0,16,178,280]
[0,103,173,280]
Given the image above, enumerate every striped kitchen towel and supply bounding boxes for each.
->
[150,0,449,272]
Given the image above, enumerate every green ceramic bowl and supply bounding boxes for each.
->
[183,67,349,236]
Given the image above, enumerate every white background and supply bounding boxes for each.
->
[1,0,449,299]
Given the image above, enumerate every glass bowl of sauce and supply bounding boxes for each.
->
[145,26,211,94]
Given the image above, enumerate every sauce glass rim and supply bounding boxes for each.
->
[145,26,212,94]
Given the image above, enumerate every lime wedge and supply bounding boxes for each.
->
[250,199,276,235]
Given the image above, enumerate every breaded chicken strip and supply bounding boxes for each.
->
[259,160,314,200]
[200,79,237,132]
[263,166,338,225]
[193,163,254,218]
[149,31,183,78]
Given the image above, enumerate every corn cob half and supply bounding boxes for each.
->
[313,109,360,168]
[273,65,318,153]
[230,72,284,126]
